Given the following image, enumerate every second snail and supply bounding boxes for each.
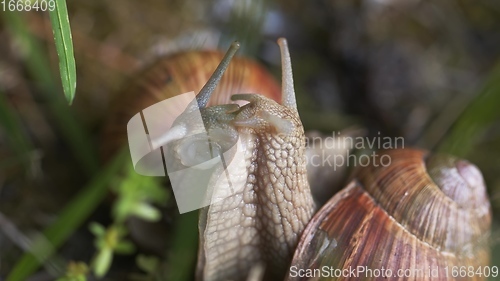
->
[102,39,492,281]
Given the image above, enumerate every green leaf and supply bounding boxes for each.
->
[0,91,33,165]
[112,168,166,223]
[48,0,77,105]
[92,248,113,278]
[163,211,199,281]
[438,61,500,157]
[89,222,106,237]
[114,241,136,254]
[136,255,160,274]
[131,203,161,222]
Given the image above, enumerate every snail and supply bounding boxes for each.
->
[102,39,492,281]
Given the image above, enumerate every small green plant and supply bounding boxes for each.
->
[55,261,89,281]
[112,168,168,224]
[85,164,167,278]
[89,223,135,277]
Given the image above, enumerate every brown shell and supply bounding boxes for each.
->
[287,149,491,281]
[100,50,281,160]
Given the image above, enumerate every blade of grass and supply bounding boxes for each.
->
[48,0,77,105]
[438,60,500,157]
[6,147,129,281]
[0,91,33,164]
[3,12,98,175]
[164,210,199,281]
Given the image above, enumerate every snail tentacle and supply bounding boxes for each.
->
[196,41,241,109]
[278,38,298,113]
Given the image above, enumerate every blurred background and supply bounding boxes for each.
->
[1,0,500,280]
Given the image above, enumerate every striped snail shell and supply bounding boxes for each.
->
[287,149,491,281]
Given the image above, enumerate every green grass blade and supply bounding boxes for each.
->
[0,91,33,163]
[438,61,500,157]
[164,211,199,281]
[6,148,129,281]
[48,0,77,105]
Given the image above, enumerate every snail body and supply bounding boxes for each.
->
[157,40,316,281]
[103,39,492,281]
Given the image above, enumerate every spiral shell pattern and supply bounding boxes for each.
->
[287,149,491,281]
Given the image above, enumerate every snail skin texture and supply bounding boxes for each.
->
[103,39,492,281]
